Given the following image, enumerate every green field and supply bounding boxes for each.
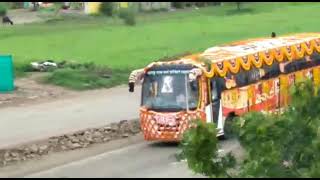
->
[1,2,320,89]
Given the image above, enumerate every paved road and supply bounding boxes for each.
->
[24,139,242,178]
[0,85,141,149]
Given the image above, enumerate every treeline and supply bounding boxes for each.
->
[171,2,223,9]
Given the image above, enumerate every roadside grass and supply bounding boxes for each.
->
[41,68,130,90]
[1,2,320,90]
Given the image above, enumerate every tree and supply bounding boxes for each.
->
[178,120,236,178]
[0,3,7,17]
[236,2,241,11]
[179,80,320,178]
[100,2,114,16]
[31,2,39,11]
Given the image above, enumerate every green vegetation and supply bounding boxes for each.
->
[4,3,320,68]
[178,120,236,178]
[118,8,136,26]
[179,80,320,178]
[100,2,115,16]
[172,2,186,9]
[42,67,129,90]
[1,2,319,89]
[0,3,7,16]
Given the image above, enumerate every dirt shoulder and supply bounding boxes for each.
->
[0,72,141,148]
[0,73,76,109]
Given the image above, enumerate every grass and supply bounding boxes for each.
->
[1,2,320,89]
[41,67,129,90]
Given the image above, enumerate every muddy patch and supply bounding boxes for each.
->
[0,73,75,108]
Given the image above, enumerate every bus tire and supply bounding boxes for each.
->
[221,113,237,140]
[218,134,226,140]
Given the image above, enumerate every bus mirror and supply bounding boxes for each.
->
[129,82,135,92]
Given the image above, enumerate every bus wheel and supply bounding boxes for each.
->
[221,114,237,140]
[218,134,226,140]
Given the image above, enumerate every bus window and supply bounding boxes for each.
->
[247,67,265,84]
[235,68,248,87]
[224,68,248,88]
[296,57,312,70]
[280,60,301,74]
[210,77,225,102]
[261,62,281,80]
[280,55,319,74]
[210,77,224,123]
[284,61,297,74]
[311,52,320,66]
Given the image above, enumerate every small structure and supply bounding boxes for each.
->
[0,55,14,93]
[84,2,102,15]
[139,2,172,12]
[83,2,172,15]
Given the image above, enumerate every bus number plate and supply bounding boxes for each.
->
[154,115,176,126]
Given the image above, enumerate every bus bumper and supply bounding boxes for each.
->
[139,111,224,142]
[139,110,206,142]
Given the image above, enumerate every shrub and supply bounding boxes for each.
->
[159,8,169,12]
[195,2,207,7]
[118,8,126,19]
[10,2,23,9]
[179,80,320,178]
[70,2,83,10]
[100,2,114,16]
[119,8,136,26]
[178,120,236,178]
[14,62,33,78]
[0,4,7,16]
[40,61,130,90]
[172,2,186,9]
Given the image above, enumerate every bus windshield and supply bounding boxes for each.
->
[142,73,199,112]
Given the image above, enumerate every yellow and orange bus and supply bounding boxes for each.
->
[128,33,320,142]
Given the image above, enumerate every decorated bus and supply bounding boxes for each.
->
[128,33,320,142]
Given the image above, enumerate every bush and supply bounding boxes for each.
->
[41,61,130,90]
[0,4,7,16]
[69,2,83,10]
[232,81,320,178]
[195,2,207,7]
[14,62,33,78]
[178,120,236,178]
[180,80,320,178]
[10,2,23,9]
[100,2,114,16]
[172,2,186,9]
[119,8,136,26]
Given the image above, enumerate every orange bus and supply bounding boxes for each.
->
[128,33,320,141]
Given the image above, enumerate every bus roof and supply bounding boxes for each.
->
[144,33,320,78]
[196,33,320,77]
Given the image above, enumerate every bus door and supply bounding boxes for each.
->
[207,78,223,124]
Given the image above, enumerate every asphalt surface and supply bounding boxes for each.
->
[0,85,141,149]
[0,83,243,178]
[24,138,242,178]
